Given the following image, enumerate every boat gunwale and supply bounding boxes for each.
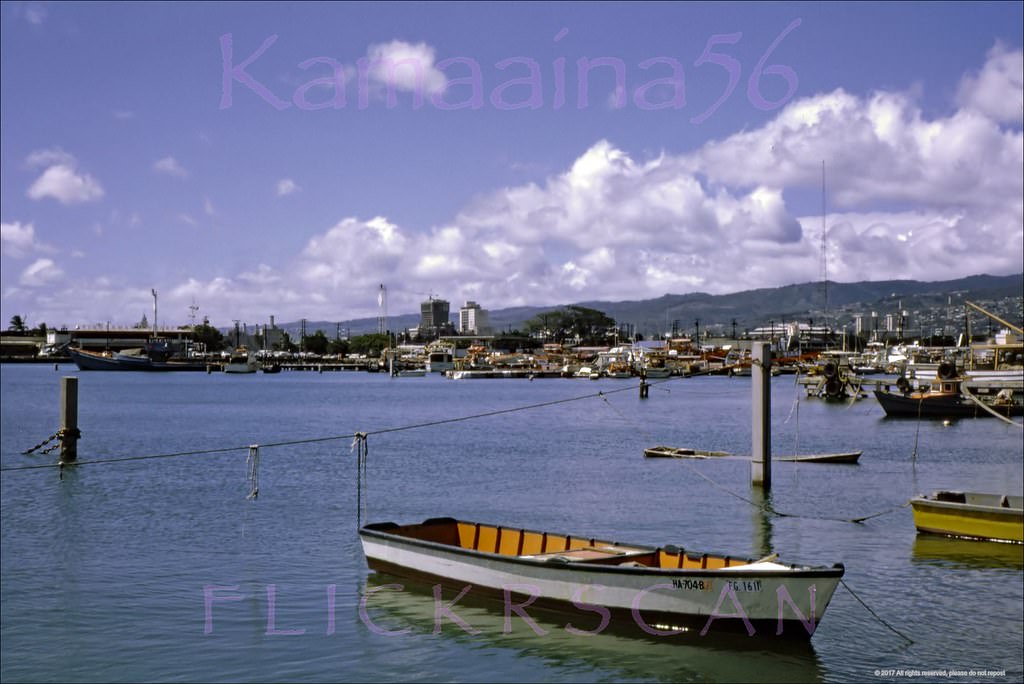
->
[359,519,846,579]
[910,496,1024,517]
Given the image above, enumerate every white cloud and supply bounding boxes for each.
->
[20,258,62,286]
[26,147,76,169]
[276,178,299,196]
[204,198,216,216]
[178,213,198,226]
[365,40,447,96]
[112,110,136,120]
[957,43,1024,124]
[689,88,1023,213]
[1,221,38,258]
[153,156,188,178]
[27,164,105,204]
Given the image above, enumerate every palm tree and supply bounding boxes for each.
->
[8,315,27,332]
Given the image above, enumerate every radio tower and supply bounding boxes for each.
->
[377,284,388,335]
[820,161,829,327]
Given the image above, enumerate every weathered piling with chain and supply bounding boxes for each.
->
[60,376,79,463]
[751,342,771,490]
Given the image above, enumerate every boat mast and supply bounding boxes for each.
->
[151,289,158,338]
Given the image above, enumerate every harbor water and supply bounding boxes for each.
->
[1,364,1022,683]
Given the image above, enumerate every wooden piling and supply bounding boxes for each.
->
[60,376,79,463]
[751,342,771,490]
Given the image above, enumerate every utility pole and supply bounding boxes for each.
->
[151,289,158,337]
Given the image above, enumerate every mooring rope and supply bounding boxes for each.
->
[961,384,1023,428]
[840,579,915,645]
[1,383,650,474]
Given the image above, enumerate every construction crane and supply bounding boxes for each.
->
[965,301,1023,336]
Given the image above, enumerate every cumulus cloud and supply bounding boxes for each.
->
[276,178,299,196]
[364,40,447,96]
[25,149,105,204]
[1,221,39,258]
[689,89,1023,212]
[957,43,1024,124]
[153,156,188,178]
[20,258,63,286]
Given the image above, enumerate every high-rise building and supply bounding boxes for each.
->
[419,297,451,339]
[459,301,492,335]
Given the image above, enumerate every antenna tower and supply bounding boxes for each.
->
[820,161,829,324]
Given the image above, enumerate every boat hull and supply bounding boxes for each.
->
[644,446,731,459]
[874,388,1023,418]
[68,348,207,372]
[777,452,861,464]
[360,519,843,640]
[911,493,1023,543]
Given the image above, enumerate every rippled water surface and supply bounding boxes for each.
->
[2,364,1022,682]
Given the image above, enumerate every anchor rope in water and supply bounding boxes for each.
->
[840,579,915,645]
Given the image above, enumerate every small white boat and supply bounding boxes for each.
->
[776,452,862,464]
[644,446,731,459]
[394,368,426,377]
[360,517,844,639]
[224,348,258,374]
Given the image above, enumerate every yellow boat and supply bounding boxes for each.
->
[910,491,1023,543]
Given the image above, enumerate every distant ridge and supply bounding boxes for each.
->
[281,273,1023,338]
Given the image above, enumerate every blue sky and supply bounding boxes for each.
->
[2,2,1022,329]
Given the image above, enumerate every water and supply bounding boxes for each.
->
[1,364,1021,683]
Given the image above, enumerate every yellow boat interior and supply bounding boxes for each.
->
[370,517,765,570]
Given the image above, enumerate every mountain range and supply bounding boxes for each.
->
[277,273,1023,339]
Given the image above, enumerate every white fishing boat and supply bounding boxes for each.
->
[224,348,258,374]
[360,517,844,639]
[425,345,455,373]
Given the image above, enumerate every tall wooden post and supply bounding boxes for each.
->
[751,342,771,490]
[60,376,79,463]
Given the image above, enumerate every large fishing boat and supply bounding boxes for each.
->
[360,516,844,639]
[874,362,1023,418]
[68,342,206,372]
